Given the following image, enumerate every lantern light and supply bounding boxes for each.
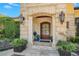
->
[59,11,65,24]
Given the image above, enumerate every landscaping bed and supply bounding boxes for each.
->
[56,40,77,56]
[69,36,79,56]
[73,44,79,55]
[56,36,79,56]
[0,16,20,52]
[0,39,13,51]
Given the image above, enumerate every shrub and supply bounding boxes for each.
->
[0,17,20,40]
[0,29,5,39]
[14,21,20,38]
[75,36,79,43]
[69,36,79,43]
[11,38,28,47]
[4,20,17,39]
[63,42,77,52]
[56,40,67,46]
[57,40,77,52]
[69,37,75,43]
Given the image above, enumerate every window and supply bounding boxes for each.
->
[66,21,69,29]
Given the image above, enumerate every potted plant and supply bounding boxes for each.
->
[33,32,40,41]
[56,40,77,56]
[11,38,28,52]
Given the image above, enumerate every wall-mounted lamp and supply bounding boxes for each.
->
[59,11,65,24]
[19,14,25,24]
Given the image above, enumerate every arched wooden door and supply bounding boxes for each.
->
[40,22,50,39]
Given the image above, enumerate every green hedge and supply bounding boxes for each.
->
[57,40,77,52]
[69,36,79,43]
[0,17,20,41]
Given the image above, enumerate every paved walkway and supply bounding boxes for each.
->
[0,45,59,56]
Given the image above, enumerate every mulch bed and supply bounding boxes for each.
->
[0,40,13,51]
[0,47,13,51]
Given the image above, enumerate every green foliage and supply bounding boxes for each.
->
[56,40,67,47]
[69,37,75,43]
[63,42,77,52]
[69,36,79,43]
[0,30,4,39]
[75,36,79,43]
[14,21,20,38]
[57,40,77,52]
[4,20,16,39]
[33,35,39,39]
[11,38,28,47]
[0,17,20,41]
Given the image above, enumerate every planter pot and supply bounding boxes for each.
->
[58,48,71,56]
[14,45,26,52]
[74,50,79,55]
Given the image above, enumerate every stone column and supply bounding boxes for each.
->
[20,20,27,39]
[28,16,33,46]
[20,15,27,39]
[52,16,56,47]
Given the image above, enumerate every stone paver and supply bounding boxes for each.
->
[0,49,14,56]
[0,45,59,56]
[14,45,59,56]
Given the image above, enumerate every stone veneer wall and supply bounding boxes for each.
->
[20,3,28,39]
[20,3,76,46]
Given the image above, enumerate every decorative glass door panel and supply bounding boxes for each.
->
[41,22,50,39]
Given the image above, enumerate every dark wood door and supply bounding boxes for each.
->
[40,22,50,39]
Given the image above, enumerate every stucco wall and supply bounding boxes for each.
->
[75,10,79,17]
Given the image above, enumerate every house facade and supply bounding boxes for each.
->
[20,3,77,47]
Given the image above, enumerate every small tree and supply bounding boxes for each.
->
[14,21,20,38]
[0,17,20,41]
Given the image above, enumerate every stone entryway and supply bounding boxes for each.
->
[13,45,59,56]
[0,46,59,56]
[33,16,52,46]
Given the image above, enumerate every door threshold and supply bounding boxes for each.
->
[40,39,51,42]
[33,41,52,47]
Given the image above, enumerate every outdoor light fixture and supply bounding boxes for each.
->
[19,14,25,24]
[59,11,65,24]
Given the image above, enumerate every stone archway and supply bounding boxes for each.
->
[20,12,57,47]
[32,13,54,46]
[33,16,52,42]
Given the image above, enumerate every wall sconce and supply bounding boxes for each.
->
[59,11,65,24]
[19,14,25,24]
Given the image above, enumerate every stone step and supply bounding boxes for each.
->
[40,39,51,42]
[33,41,52,47]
